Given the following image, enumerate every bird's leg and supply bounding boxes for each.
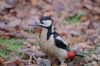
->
[58,57,67,66]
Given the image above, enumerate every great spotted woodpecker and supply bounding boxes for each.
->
[30,16,78,65]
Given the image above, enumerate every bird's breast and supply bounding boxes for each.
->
[40,35,67,58]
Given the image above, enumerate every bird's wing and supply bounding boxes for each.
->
[53,34,69,50]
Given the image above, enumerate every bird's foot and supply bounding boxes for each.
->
[60,63,67,66]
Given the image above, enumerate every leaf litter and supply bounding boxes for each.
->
[0,0,100,66]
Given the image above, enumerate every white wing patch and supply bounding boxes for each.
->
[56,36,69,45]
[47,34,68,58]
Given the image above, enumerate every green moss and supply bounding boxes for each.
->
[66,10,86,24]
[0,38,24,58]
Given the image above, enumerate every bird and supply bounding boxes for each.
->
[30,16,80,65]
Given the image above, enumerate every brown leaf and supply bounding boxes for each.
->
[32,27,42,38]
[43,4,53,16]
[69,36,84,44]
[31,0,37,6]
[80,15,88,22]
[26,38,37,44]
[0,57,4,66]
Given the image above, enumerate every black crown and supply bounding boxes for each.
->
[40,16,51,21]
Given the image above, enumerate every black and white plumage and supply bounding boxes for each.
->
[36,16,69,50]
[31,16,76,65]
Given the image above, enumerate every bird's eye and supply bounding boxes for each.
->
[40,21,44,24]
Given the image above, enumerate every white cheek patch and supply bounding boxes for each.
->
[42,20,52,27]
[36,20,41,25]
[37,20,52,27]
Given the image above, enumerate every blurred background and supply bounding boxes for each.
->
[0,0,100,66]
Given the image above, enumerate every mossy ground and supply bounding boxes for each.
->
[0,38,25,58]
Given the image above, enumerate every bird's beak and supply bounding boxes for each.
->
[28,21,39,26]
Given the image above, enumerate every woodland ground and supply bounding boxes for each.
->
[0,0,100,66]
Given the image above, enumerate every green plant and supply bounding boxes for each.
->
[0,38,24,58]
[66,10,85,24]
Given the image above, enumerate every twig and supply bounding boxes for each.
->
[28,55,32,65]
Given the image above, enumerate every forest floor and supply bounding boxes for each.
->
[0,0,100,66]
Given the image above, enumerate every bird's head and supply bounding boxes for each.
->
[36,16,53,28]
[29,16,53,29]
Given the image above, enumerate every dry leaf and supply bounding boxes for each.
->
[31,0,37,6]
[80,15,88,22]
